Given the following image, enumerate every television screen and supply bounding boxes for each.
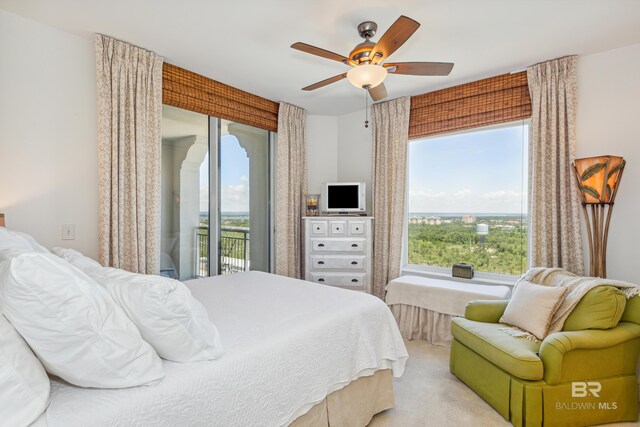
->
[328,185,359,209]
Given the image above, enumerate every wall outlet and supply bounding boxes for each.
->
[62,224,75,241]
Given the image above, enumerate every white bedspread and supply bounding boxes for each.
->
[39,271,407,427]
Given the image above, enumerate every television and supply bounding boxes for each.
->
[324,182,366,213]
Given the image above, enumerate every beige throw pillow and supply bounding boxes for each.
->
[500,280,568,340]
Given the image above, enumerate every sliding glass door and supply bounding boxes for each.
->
[160,106,272,280]
[160,106,209,280]
[218,120,271,274]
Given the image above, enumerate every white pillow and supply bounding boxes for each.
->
[0,314,50,426]
[53,248,224,362]
[500,280,568,340]
[0,250,165,388]
[52,247,102,271]
[92,268,224,362]
[0,227,49,253]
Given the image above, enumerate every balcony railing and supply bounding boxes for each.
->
[219,226,250,275]
[195,226,250,277]
[196,226,209,278]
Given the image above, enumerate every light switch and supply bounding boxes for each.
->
[62,224,75,240]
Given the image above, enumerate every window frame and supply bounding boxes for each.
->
[401,120,531,286]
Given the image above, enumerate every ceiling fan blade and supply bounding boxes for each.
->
[302,73,347,91]
[368,16,420,63]
[291,42,352,64]
[367,82,388,101]
[385,62,454,76]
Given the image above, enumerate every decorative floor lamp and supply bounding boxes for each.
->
[572,155,626,278]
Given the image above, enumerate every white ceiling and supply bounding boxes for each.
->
[2,0,640,115]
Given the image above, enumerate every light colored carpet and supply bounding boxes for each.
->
[369,339,639,427]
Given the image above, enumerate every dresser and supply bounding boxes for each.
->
[303,216,373,293]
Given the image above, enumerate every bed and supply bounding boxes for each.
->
[35,271,408,426]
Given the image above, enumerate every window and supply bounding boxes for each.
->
[406,122,529,278]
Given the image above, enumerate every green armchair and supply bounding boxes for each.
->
[450,287,640,426]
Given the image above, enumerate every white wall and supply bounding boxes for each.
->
[337,110,373,213]
[306,115,338,196]
[0,10,98,258]
[306,111,373,213]
[576,43,640,282]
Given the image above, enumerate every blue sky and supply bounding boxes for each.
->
[199,135,250,213]
[408,123,528,214]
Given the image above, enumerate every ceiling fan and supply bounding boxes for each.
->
[291,15,454,101]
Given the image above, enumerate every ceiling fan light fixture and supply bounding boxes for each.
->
[346,64,387,89]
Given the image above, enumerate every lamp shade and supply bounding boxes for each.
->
[346,64,388,89]
[573,155,625,204]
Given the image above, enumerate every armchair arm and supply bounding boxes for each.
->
[464,300,509,323]
[540,322,640,385]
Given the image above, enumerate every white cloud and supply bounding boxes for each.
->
[409,188,526,214]
[199,176,251,213]
[221,182,249,212]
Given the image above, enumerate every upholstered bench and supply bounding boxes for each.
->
[385,275,510,346]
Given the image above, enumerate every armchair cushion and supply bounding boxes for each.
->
[464,300,509,323]
[620,295,640,324]
[563,285,626,331]
[540,322,640,384]
[451,318,543,380]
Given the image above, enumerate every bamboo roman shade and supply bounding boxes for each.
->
[409,71,531,140]
[163,63,279,132]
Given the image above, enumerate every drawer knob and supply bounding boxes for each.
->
[351,279,359,283]
[318,243,325,247]
[318,278,325,282]
[351,244,358,247]
[318,261,325,265]
[351,261,358,265]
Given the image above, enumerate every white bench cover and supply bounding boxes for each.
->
[385,276,510,346]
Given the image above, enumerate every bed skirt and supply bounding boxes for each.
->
[290,369,394,427]
[389,304,455,347]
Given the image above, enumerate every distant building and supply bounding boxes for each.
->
[409,216,442,225]
[494,225,515,230]
[462,215,476,224]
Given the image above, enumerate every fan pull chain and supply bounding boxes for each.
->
[364,91,369,128]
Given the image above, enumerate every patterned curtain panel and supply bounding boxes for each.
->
[95,35,163,274]
[527,56,584,275]
[371,97,411,299]
[275,103,307,278]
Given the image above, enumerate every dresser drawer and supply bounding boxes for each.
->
[329,221,346,236]
[309,221,327,236]
[310,272,367,287]
[310,255,366,270]
[349,221,366,235]
[311,238,366,253]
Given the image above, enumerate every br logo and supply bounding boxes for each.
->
[572,382,602,398]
